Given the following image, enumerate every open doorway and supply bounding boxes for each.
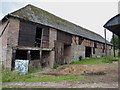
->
[85,47,92,57]
[35,27,42,47]
[41,51,50,68]
[29,50,41,68]
[15,50,28,60]
[12,50,28,70]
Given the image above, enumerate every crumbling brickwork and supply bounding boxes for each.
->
[49,28,57,68]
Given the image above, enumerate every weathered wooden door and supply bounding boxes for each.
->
[54,41,64,64]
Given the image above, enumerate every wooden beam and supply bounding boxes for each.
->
[118,36,120,57]
[13,46,52,51]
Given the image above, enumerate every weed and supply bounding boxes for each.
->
[53,63,60,69]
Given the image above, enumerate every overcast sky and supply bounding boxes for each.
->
[0,0,119,41]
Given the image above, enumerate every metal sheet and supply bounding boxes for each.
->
[15,59,29,74]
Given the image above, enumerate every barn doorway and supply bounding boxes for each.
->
[29,50,41,68]
[85,47,92,57]
[12,50,28,71]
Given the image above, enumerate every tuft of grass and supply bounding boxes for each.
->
[24,75,84,82]
[70,57,104,65]
[111,59,119,61]
[28,67,42,73]
[2,70,32,82]
[53,63,60,69]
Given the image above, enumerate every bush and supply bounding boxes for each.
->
[111,59,119,62]
[53,63,60,69]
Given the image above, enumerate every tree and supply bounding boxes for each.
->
[110,34,119,50]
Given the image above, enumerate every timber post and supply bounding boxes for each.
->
[118,36,120,57]
[27,50,31,60]
[39,28,44,65]
[104,28,107,58]
[113,33,116,57]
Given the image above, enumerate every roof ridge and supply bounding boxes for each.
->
[26,4,103,37]
[9,4,111,45]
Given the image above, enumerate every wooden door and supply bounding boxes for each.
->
[54,41,64,64]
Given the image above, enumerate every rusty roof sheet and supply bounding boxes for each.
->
[9,4,111,45]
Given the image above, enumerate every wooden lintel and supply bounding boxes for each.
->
[13,46,52,51]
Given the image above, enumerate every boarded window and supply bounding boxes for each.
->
[57,31,72,45]
[19,21,36,47]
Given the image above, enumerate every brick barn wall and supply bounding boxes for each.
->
[92,48,104,57]
[0,20,10,69]
[49,28,57,68]
[0,21,9,62]
[1,18,20,70]
[70,45,85,62]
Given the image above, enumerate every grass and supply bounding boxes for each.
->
[28,67,42,74]
[2,70,84,82]
[70,56,118,65]
[2,56,118,83]
[53,63,60,69]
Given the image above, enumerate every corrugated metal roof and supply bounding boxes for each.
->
[104,14,120,37]
[104,14,120,28]
[9,4,111,45]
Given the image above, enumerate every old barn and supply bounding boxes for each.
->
[0,4,113,70]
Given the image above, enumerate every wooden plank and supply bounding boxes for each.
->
[19,21,36,47]
[55,41,64,64]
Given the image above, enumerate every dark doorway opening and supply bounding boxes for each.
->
[85,47,92,57]
[30,50,41,68]
[41,51,50,68]
[35,27,42,47]
[31,50,40,60]
[15,50,28,60]
[12,50,28,70]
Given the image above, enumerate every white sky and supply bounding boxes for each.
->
[0,0,119,41]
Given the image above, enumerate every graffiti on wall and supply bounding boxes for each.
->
[15,60,29,74]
